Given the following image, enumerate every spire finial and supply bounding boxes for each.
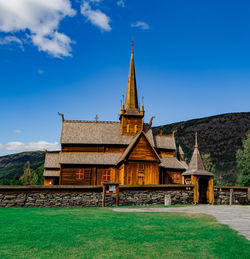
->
[195,132,198,148]
[131,37,134,54]
[124,39,138,110]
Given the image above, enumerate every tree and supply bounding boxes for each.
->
[201,153,218,184]
[236,131,250,187]
[20,161,33,185]
[201,153,216,174]
[33,167,44,185]
[10,174,22,186]
[1,179,10,185]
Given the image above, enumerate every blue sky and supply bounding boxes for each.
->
[0,0,249,155]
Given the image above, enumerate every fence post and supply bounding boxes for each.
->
[229,188,234,205]
[164,194,171,206]
[102,185,106,207]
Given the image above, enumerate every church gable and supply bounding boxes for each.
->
[127,133,160,162]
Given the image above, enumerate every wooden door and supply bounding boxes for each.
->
[198,178,208,204]
[136,164,145,185]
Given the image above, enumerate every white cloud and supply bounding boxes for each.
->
[37,69,44,74]
[0,36,24,50]
[13,129,22,133]
[131,21,149,30]
[0,0,76,58]
[81,1,111,31]
[0,141,60,153]
[117,0,125,7]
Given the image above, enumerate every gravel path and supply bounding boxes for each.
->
[113,205,250,240]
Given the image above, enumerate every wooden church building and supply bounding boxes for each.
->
[43,45,189,186]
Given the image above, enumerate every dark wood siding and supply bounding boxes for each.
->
[62,144,126,153]
[61,166,118,185]
[159,169,184,184]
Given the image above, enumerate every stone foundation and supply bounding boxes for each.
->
[0,185,194,208]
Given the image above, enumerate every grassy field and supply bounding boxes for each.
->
[0,207,249,259]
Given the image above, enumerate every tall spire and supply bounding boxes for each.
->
[195,132,198,148]
[188,133,205,171]
[125,40,139,110]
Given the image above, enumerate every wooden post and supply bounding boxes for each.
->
[116,185,119,207]
[102,185,106,207]
[192,175,198,204]
[208,177,214,204]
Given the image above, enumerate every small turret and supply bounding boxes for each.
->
[140,97,145,116]
[178,145,185,161]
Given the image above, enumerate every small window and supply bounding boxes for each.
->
[76,169,84,180]
[127,124,130,133]
[103,170,111,182]
[172,173,181,183]
[76,168,92,181]
[139,163,144,173]
[134,125,138,133]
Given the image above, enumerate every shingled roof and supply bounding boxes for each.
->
[153,134,176,150]
[44,152,60,169]
[61,121,132,145]
[160,157,187,170]
[60,152,122,165]
[43,170,60,177]
[182,133,214,176]
[60,120,175,150]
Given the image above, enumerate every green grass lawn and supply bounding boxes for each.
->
[0,207,249,259]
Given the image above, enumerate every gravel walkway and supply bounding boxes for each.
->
[113,205,250,240]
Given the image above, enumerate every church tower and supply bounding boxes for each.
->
[119,43,144,135]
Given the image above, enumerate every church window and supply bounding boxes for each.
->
[103,170,111,182]
[127,124,130,133]
[134,125,138,133]
[76,169,84,180]
[75,168,92,181]
[138,163,144,173]
[172,173,181,183]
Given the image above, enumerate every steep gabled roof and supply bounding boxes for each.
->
[182,133,214,176]
[117,131,161,164]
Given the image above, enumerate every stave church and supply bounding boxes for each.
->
[43,44,214,204]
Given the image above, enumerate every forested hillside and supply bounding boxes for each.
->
[154,112,250,185]
[0,151,45,184]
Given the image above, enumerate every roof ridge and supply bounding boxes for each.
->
[64,120,120,124]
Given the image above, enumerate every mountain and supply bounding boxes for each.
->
[0,151,45,184]
[153,112,250,185]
